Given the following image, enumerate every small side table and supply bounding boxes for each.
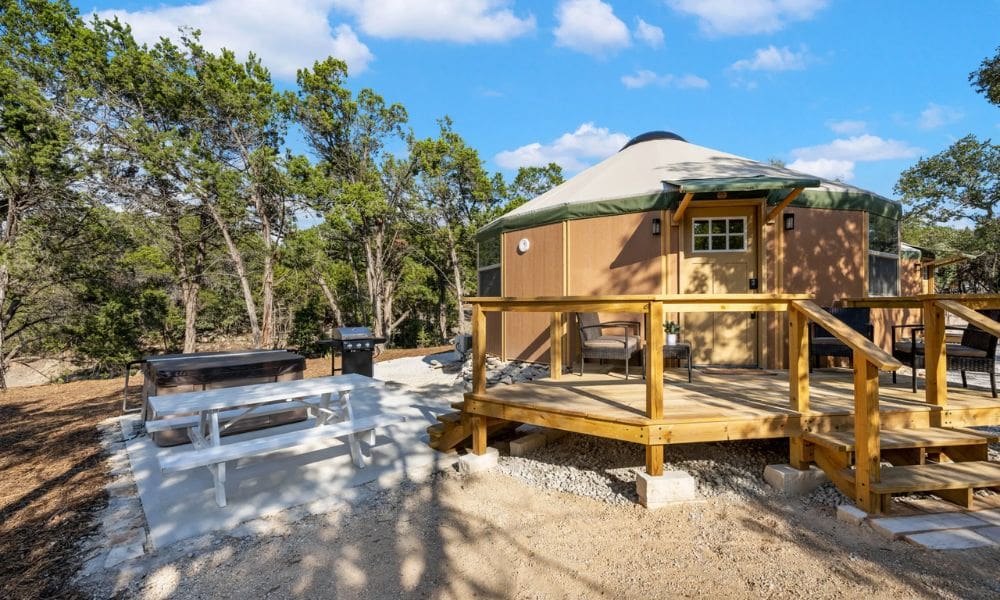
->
[663,342,692,383]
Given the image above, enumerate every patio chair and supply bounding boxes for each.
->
[808,307,873,372]
[576,313,642,380]
[891,309,999,397]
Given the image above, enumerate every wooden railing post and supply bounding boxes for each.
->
[788,305,810,469]
[646,300,664,420]
[853,349,882,513]
[788,306,810,413]
[923,299,947,407]
[549,311,563,380]
[472,303,486,395]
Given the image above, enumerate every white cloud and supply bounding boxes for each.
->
[787,158,854,181]
[666,0,828,36]
[99,0,374,79]
[787,134,922,182]
[331,0,535,42]
[791,134,921,162]
[495,123,629,172]
[917,102,963,130]
[635,18,664,48]
[621,70,709,90]
[554,0,630,57]
[827,119,867,135]
[731,45,808,71]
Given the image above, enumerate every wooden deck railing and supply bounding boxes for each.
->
[466,294,904,502]
[838,294,1000,406]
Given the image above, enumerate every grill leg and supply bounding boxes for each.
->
[991,371,997,398]
[625,352,630,381]
[961,370,968,388]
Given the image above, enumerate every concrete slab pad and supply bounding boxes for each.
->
[763,464,828,495]
[971,508,1000,526]
[904,529,996,550]
[637,471,697,509]
[836,504,868,526]
[869,512,990,539]
[129,377,463,550]
[976,525,1000,544]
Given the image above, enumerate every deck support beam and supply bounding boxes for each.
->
[646,445,664,477]
[472,303,487,395]
[646,301,664,420]
[549,312,563,380]
[853,350,882,513]
[471,416,487,455]
[923,299,947,407]
[788,306,811,469]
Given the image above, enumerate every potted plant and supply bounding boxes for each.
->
[664,321,680,346]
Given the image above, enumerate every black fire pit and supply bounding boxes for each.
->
[320,327,386,377]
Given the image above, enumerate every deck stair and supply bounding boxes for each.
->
[427,408,519,451]
[804,427,1000,509]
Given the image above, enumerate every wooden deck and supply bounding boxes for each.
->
[463,368,1000,446]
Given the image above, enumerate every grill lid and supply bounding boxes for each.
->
[332,326,375,340]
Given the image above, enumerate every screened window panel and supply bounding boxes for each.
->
[478,266,501,297]
[478,236,501,268]
[868,254,899,296]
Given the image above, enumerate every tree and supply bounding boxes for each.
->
[413,117,497,337]
[503,163,564,214]
[970,45,1000,107]
[895,48,1000,292]
[293,57,415,341]
[0,0,106,387]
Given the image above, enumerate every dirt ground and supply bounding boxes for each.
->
[4,345,1000,598]
[132,471,1000,600]
[0,346,450,600]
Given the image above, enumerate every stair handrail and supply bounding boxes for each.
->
[789,299,902,513]
[790,300,901,371]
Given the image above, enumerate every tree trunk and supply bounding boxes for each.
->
[446,228,466,334]
[206,204,261,345]
[316,271,345,327]
[437,275,448,342]
[180,280,200,353]
[260,249,275,348]
[0,262,8,391]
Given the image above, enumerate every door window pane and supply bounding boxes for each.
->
[692,217,747,252]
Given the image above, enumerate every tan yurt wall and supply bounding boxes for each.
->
[502,222,565,362]
[781,208,866,305]
[566,211,663,366]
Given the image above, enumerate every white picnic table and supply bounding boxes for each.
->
[147,374,405,507]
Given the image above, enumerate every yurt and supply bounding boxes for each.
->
[476,131,926,369]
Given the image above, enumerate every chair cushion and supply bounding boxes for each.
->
[583,335,640,352]
[893,340,988,359]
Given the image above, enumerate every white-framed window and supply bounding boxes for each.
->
[868,214,900,296]
[691,217,747,252]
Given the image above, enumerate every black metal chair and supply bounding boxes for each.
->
[808,307,873,372]
[576,313,641,380]
[891,309,999,397]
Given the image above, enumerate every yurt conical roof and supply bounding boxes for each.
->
[478,131,901,240]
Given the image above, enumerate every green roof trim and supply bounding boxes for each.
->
[477,187,902,242]
[665,176,821,193]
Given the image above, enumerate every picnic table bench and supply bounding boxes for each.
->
[147,374,406,507]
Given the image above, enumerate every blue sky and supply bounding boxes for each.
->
[77,0,1000,200]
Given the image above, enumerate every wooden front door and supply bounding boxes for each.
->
[681,205,759,366]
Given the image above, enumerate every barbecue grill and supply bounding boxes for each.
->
[321,327,386,377]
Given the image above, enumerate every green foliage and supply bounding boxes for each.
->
[287,298,327,357]
[970,45,1000,107]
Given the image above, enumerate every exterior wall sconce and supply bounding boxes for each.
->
[783,213,795,231]
[652,217,662,236]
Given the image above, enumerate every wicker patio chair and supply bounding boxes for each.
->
[808,307,873,372]
[576,312,642,380]
[891,309,1000,397]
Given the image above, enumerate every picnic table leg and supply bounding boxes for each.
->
[337,390,366,468]
[317,392,333,425]
[210,409,227,507]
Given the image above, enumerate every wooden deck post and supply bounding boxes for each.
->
[472,303,487,395]
[646,445,664,477]
[923,299,947,407]
[788,306,810,468]
[853,350,882,513]
[471,416,487,455]
[646,300,664,420]
[550,312,563,380]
